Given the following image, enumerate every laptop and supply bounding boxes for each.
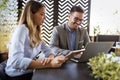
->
[71,42,114,62]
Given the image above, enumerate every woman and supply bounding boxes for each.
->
[5,1,66,80]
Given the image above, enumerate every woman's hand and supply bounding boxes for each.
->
[37,55,67,68]
[48,54,55,59]
[39,54,54,66]
[40,58,53,65]
[30,55,67,69]
[51,55,67,68]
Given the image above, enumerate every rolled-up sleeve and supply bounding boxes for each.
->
[10,42,32,70]
[8,25,32,70]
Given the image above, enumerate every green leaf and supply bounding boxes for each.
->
[88,52,120,80]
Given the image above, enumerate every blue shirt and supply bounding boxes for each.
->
[66,25,76,50]
[5,24,53,77]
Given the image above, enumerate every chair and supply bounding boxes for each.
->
[0,60,33,80]
[0,60,8,80]
[96,35,120,52]
[96,35,120,42]
[96,35,120,46]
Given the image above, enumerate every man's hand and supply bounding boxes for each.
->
[74,52,83,59]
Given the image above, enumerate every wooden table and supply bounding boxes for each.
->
[32,61,96,80]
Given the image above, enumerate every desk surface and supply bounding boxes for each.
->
[32,61,96,80]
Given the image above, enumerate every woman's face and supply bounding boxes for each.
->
[33,7,46,26]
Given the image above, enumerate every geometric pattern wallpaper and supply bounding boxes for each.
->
[58,0,90,29]
[40,0,54,44]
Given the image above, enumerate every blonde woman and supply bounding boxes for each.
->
[5,1,66,80]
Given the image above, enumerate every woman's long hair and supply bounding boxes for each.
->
[19,1,45,48]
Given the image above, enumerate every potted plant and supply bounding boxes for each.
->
[88,52,120,80]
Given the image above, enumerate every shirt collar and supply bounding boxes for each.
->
[66,23,76,32]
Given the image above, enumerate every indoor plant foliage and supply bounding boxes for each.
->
[88,52,120,80]
[0,0,18,28]
[0,0,18,52]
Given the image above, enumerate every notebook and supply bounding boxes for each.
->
[71,42,114,62]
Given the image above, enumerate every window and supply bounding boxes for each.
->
[90,0,120,36]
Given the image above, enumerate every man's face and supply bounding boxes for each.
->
[68,12,83,30]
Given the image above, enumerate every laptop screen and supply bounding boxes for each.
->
[78,42,114,62]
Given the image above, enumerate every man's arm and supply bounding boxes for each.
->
[49,26,70,56]
[84,29,91,47]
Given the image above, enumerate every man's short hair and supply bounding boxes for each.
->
[70,6,84,13]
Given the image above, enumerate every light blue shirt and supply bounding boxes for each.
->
[66,25,76,50]
[5,24,53,77]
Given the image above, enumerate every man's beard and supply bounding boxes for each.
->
[73,23,79,29]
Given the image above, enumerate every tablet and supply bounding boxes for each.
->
[72,49,85,53]
[65,48,85,58]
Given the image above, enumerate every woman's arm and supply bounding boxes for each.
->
[28,55,66,69]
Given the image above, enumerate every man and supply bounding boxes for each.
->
[50,6,90,58]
